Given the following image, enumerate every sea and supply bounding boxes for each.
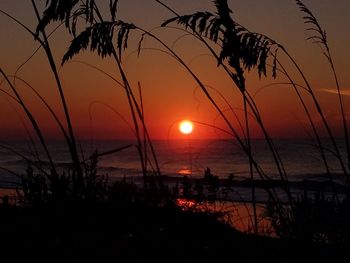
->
[0,138,348,188]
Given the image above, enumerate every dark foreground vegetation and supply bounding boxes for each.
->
[1,0,350,262]
[1,164,350,263]
[0,183,347,263]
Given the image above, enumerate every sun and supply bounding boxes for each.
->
[179,120,193,135]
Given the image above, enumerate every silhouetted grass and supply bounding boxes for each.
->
[1,0,350,260]
[156,0,350,240]
[0,178,348,263]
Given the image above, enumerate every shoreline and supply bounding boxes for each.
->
[1,175,346,203]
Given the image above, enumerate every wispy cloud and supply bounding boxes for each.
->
[320,88,350,96]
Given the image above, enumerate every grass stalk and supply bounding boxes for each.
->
[274,60,340,200]
[31,0,81,177]
[9,75,71,146]
[155,0,290,189]
[280,46,348,180]
[91,5,161,184]
[243,97,258,235]
[135,26,282,209]
[295,0,350,174]
[0,69,56,176]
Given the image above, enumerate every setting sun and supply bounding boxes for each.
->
[179,120,194,135]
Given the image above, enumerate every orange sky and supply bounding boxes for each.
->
[0,0,350,141]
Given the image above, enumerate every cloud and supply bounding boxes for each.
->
[320,88,350,96]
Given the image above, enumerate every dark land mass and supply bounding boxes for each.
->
[0,172,348,262]
[0,196,347,263]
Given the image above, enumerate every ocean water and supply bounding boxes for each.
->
[0,138,348,188]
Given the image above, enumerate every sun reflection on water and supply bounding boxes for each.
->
[177,167,192,175]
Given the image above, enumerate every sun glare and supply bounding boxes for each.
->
[179,120,193,135]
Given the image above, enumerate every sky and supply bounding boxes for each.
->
[0,0,350,141]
